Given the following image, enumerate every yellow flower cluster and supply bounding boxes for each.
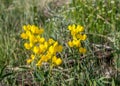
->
[68,24,87,54]
[20,25,63,67]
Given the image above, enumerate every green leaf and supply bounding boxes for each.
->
[19,66,31,70]
[0,73,13,81]
[34,71,44,81]
[112,78,115,86]
[93,80,97,86]
[88,79,92,86]
[98,77,106,81]
[0,65,7,77]
[97,80,105,86]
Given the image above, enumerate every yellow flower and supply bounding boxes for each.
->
[53,42,58,47]
[36,60,42,66]
[79,47,87,54]
[71,29,77,37]
[33,46,39,54]
[76,34,82,39]
[26,54,35,64]
[20,33,28,39]
[55,45,63,52]
[72,40,81,47]
[36,35,41,42]
[49,46,55,55]
[41,55,48,62]
[46,52,52,60]
[68,41,74,47]
[44,41,48,50]
[52,56,57,63]
[23,25,30,31]
[30,25,38,34]
[68,24,84,37]
[39,37,45,43]
[29,35,37,43]
[48,38,55,45]
[31,54,35,60]
[21,24,63,67]
[38,28,44,34]
[52,56,62,65]
[29,42,33,47]
[39,44,46,53]
[68,24,75,31]
[80,34,87,41]
[73,36,77,40]
[76,25,84,32]
[26,31,32,37]
[24,42,32,49]
[55,58,62,65]
[30,25,44,34]
[26,59,32,64]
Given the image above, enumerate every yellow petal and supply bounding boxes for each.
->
[33,46,39,54]
[36,60,42,66]
[73,40,81,47]
[79,47,87,54]
[52,56,57,63]
[31,54,35,60]
[55,58,62,65]
[81,34,87,41]
[48,38,55,45]
[76,25,84,32]
[24,43,31,49]
[20,33,28,39]
[39,37,45,43]
[68,41,74,47]
[26,59,32,64]
[57,45,63,52]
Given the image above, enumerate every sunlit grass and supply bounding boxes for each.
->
[0,0,120,85]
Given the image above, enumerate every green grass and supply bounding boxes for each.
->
[0,0,120,86]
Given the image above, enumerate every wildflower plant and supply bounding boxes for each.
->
[20,24,87,68]
[67,24,87,54]
[20,25,63,67]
